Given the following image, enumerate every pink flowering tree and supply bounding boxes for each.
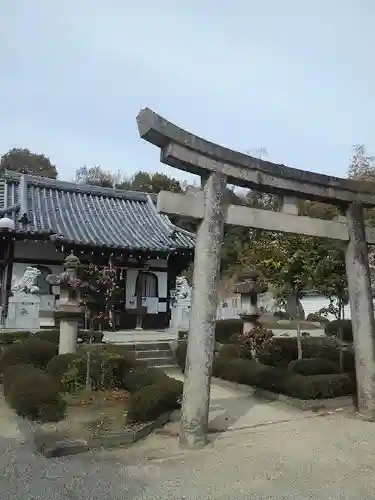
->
[79,264,123,331]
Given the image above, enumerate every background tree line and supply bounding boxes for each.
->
[1,144,375,316]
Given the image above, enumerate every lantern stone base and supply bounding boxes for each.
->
[54,304,84,355]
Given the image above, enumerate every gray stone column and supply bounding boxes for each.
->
[47,252,84,355]
[179,171,227,449]
[345,201,375,419]
[58,316,79,354]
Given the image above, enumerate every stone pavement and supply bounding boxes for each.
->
[2,374,375,498]
[165,369,321,433]
[0,390,23,440]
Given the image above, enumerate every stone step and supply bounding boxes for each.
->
[120,342,172,352]
[136,349,172,359]
[136,356,177,368]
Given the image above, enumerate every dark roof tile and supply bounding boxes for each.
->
[0,172,195,252]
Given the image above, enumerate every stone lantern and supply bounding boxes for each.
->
[235,270,267,333]
[46,252,84,354]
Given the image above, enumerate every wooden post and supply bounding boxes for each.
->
[345,201,375,418]
[179,171,227,449]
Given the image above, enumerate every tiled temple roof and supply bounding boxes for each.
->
[0,172,195,252]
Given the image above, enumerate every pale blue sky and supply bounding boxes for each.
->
[1,1,374,184]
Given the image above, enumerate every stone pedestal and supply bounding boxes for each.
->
[5,292,40,330]
[240,314,259,334]
[54,304,84,355]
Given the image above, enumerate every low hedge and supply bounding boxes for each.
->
[288,358,341,376]
[257,337,347,367]
[81,344,138,380]
[47,346,138,392]
[127,377,183,422]
[175,339,252,373]
[1,339,57,373]
[0,331,32,345]
[257,338,296,366]
[219,343,252,360]
[34,329,104,345]
[215,319,243,344]
[325,319,353,342]
[213,356,354,400]
[283,373,353,400]
[122,366,169,393]
[33,330,60,344]
[5,366,66,422]
[213,357,288,393]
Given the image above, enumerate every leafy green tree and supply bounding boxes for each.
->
[305,240,348,319]
[0,148,57,178]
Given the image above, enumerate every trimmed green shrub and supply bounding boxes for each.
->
[5,367,67,422]
[46,353,82,390]
[57,346,138,392]
[82,343,138,372]
[46,353,87,392]
[35,329,104,345]
[257,337,345,367]
[342,350,355,373]
[175,341,187,372]
[220,343,252,360]
[213,356,354,400]
[212,357,249,384]
[303,341,340,364]
[1,339,57,373]
[325,319,353,342]
[127,377,183,422]
[122,366,169,393]
[306,313,329,323]
[3,364,37,397]
[97,347,138,388]
[228,333,241,344]
[213,357,288,393]
[283,373,353,399]
[33,330,60,344]
[215,319,243,344]
[288,358,341,376]
[0,331,32,345]
[257,338,296,366]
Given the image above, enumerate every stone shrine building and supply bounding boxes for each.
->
[0,171,195,330]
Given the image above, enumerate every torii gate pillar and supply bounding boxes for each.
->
[179,172,227,448]
[346,202,375,418]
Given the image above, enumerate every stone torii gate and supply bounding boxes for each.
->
[137,108,375,449]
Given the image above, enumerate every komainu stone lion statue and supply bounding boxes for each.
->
[11,266,40,294]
